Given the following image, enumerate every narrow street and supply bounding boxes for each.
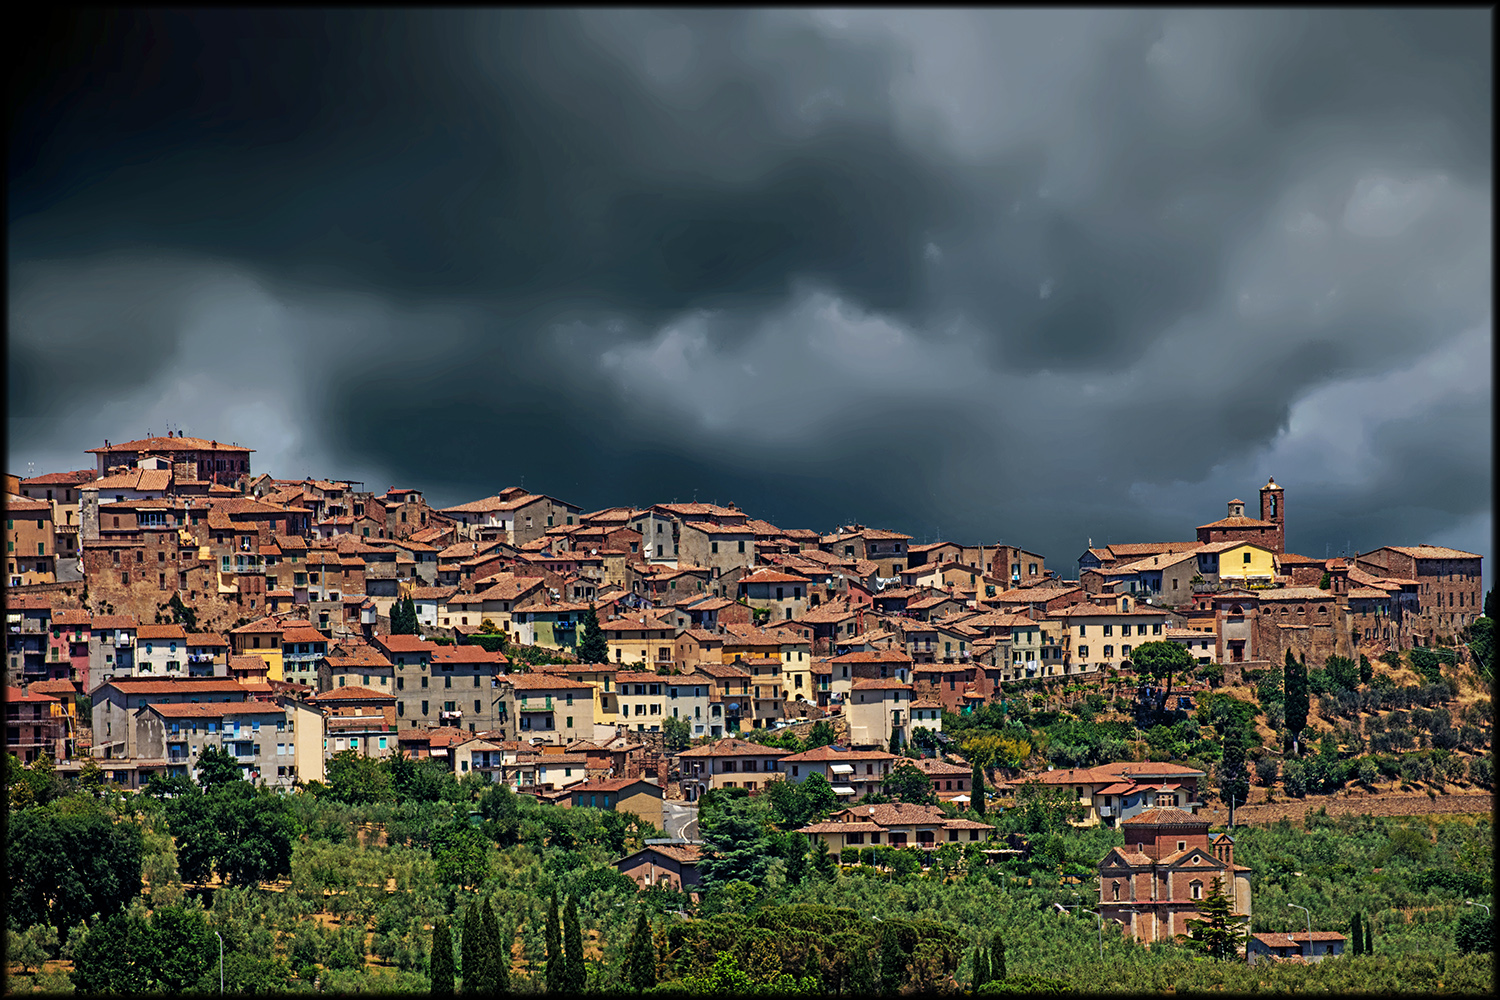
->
[662,799,700,842]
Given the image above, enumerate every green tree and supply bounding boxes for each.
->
[622,911,656,991]
[1284,650,1309,755]
[1318,571,1331,590]
[888,730,904,754]
[972,759,986,816]
[198,952,293,994]
[1182,876,1247,960]
[215,783,296,885]
[431,918,456,996]
[971,941,992,990]
[561,895,585,992]
[1132,641,1195,708]
[194,744,244,789]
[544,893,562,992]
[878,926,905,994]
[325,747,392,803]
[882,762,936,805]
[806,720,836,748]
[461,901,483,993]
[1218,725,1250,827]
[1324,655,1359,692]
[1358,654,1374,686]
[810,838,836,882]
[699,807,773,889]
[662,714,692,752]
[577,604,609,664]
[992,935,1006,980]
[784,832,808,886]
[7,801,144,931]
[69,906,158,993]
[1455,908,1492,954]
[483,898,509,994]
[1349,912,1364,956]
[150,904,216,992]
[7,923,58,975]
[434,827,489,892]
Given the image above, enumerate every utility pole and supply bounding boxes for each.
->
[1288,903,1311,958]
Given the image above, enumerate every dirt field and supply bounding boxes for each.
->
[1203,786,1492,826]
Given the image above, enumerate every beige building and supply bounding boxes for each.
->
[797,802,994,862]
[845,678,913,748]
[495,673,596,745]
[677,736,790,801]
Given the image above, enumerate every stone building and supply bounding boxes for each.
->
[1097,808,1251,946]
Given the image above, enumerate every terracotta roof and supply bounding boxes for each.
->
[908,757,969,775]
[569,777,662,794]
[6,685,59,703]
[499,674,595,691]
[1379,545,1481,560]
[833,802,949,826]
[27,678,80,696]
[432,645,509,666]
[677,737,790,759]
[280,627,330,645]
[50,610,93,627]
[374,635,441,653]
[628,844,703,865]
[1256,588,1336,602]
[1346,587,1393,599]
[21,469,97,486]
[1250,932,1348,946]
[103,677,270,695]
[228,617,285,634]
[740,569,812,584]
[307,686,395,702]
[779,746,897,763]
[145,700,284,718]
[799,821,884,834]
[830,649,913,664]
[850,679,912,691]
[1121,807,1207,826]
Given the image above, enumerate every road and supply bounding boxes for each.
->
[662,799,699,841]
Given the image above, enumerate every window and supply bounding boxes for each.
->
[1078,645,1089,659]
[1103,624,1113,637]
[1243,552,1252,564]
[1103,645,1113,658]
[1190,881,1203,900]
[738,540,745,553]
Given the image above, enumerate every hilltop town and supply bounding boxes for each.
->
[5,433,1492,980]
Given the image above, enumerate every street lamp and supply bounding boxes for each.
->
[1079,908,1103,959]
[214,930,224,994]
[1288,903,1311,957]
[1121,907,1143,945]
[1465,900,1490,917]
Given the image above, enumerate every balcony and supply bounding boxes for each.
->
[115,635,134,647]
[519,697,555,712]
[188,652,217,664]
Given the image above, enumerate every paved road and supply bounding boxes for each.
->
[662,799,699,841]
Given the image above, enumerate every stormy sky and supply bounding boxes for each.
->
[9,9,1492,586]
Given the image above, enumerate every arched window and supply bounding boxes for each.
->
[1112,881,1121,901]
[1297,607,1305,615]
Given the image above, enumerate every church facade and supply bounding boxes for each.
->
[1097,807,1252,946]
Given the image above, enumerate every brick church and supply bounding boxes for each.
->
[1196,477,1285,554]
[1097,807,1252,946]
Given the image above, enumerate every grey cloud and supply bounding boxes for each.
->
[8,9,1491,588]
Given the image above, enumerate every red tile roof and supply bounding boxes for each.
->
[677,737,790,759]
[307,686,396,702]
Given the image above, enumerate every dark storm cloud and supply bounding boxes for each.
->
[8,9,1491,585]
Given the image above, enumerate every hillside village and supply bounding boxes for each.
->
[4,432,1493,970]
[7,432,1483,775]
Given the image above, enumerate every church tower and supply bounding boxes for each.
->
[1260,478,1284,555]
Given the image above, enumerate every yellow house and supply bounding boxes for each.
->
[1217,542,1276,587]
[604,612,677,670]
[532,663,621,728]
[228,617,286,682]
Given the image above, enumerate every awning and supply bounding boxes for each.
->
[832,786,858,796]
[830,763,855,775]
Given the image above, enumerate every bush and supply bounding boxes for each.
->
[1255,758,1279,787]
[1468,756,1493,789]
[1282,760,1307,798]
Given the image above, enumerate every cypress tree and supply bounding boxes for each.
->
[544,893,562,992]
[562,895,586,992]
[578,604,609,664]
[972,760,986,816]
[461,902,483,994]
[1284,649,1309,755]
[1219,726,1250,828]
[848,936,876,996]
[811,838,837,882]
[482,898,509,994]
[888,731,903,755]
[992,934,1006,980]
[430,918,455,996]
[878,926,905,994]
[1349,912,1364,956]
[1364,920,1373,956]
[972,942,991,989]
[785,832,807,885]
[622,911,656,991]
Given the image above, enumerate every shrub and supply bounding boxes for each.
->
[1254,757,1279,787]
[1282,760,1307,798]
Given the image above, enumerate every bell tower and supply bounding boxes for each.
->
[1260,477,1284,554]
